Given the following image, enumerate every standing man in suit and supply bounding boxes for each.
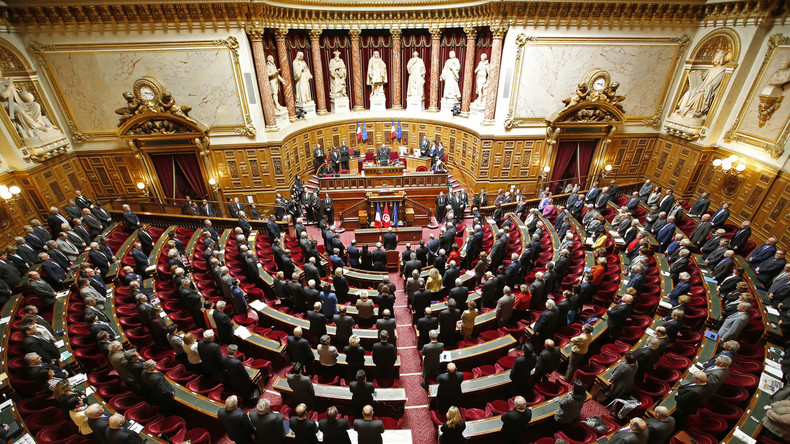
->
[747,237,778,269]
[719,302,750,342]
[249,399,286,444]
[533,339,561,383]
[383,227,398,250]
[223,345,257,403]
[710,202,731,229]
[290,403,319,444]
[500,396,532,442]
[607,295,634,341]
[372,330,396,380]
[609,418,649,444]
[197,330,225,381]
[28,271,57,312]
[105,414,144,444]
[287,327,314,374]
[140,360,175,410]
[688,191,711,216]
[689,213,713,249]
[217,395,255,444]
[287,363,316,410]
[313,144,326,173]
[421,330,444,388]
[121,204,141,230]
[673,371,707,428]
[730,220,752,252]
[353,405,385,444]
[376,144,390,165]
[322,193,334,225]
[318,406,351,444]
[339,141,350,171]
[757,250,788,288]
[645,406,675,444]
[702,355,731,399]
[329,146,341,173]
[48,207,70,235]
[658,189,675,214]
[436,363,464,411]
[420,135,431,157]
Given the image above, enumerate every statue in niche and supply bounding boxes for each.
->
[367,50,387,97]
[407,51,426,99]
[674,49,730,119]
[292,51,313,106]
[266,55,285,110]
[440,51,461,102]
[0,69,59,139]
[329,51,347,99]
[757,59,790,127]
[472,53,490,106]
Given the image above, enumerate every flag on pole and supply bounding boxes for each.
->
[374,203,382,228]
[391,120,396,139]
[361,121,368,141]
[356,122,362,141]
[396,120,402,140]
[393,202,399,228]
[382,203,391,228]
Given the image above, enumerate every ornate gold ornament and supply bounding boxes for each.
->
[116,77,205,137]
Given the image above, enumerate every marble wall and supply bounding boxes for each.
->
[511,38,682,123]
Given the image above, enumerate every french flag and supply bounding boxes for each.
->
[356,122,362,141]
[374,203,382,228]
[391,120,396,139]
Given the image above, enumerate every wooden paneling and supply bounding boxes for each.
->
[73,151,144,198]
[603,136,658,183]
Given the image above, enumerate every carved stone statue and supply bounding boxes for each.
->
[757,59,790,128]
[440,51,461,102]
[328,51,347,99]
[292,51,313,106]
[473,53,490,105]
[407,51,426,99]
[266,55,285,110]
[0,69,59,139]
[367,50,387,97]
[674,49,729,119]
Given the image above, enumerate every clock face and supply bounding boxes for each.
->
[139,86,156,101]
[592,77,606,91]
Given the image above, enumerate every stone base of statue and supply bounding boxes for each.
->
[469,101,486,121]
[297,101,317,119]
[406,97,424,112]
[369,94,387,111]
[24,130,70,162]
[331,97,351,114]
[664,113,706,141]
[440,98,460,117]
[274,107,290,127]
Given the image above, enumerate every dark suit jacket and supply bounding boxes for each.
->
[416,316,439,346]
[607,303,633,335]
[675,383,705,419]
[213,309,235,344]
[382,232,398,250]
[534,347,561,380]
[353,418,385,444]
[287,336,314,366]
[290,416,319,444]
[88,415,110,444]
[140,370,174,402]
[349,380,375,412]
[372,342,396,375]
[197,340,224,379]
[500,409,532,442]
[249,411,286,444]
[319,418,351,444]
[105,426,145,444]
[23,335,60,362]
[306,310,328,340]
[218,407,256,444]
[222,355,253,395]
[533,309,558,339]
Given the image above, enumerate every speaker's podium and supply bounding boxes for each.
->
[355,190,423,247]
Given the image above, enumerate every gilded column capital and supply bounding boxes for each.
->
[463,26,477,39]
[349,28,362,39]
[308,28,323,40]
[429,28,443,39]
[246,26,264,41]
[390,28,402,38]
[490,24,508,39]
[275,28,289,41]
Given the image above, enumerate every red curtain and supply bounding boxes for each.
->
[176,153,207,199]
[360,31,392,109]
[439,29,467,101]
[551,141,577,192]
[320,32,353,110]
[150,154,176,199]
[574,141,596,189]
[552,140,597,191]
[401,31,432,106]
[473,28,492,101]
[286,30,316,107]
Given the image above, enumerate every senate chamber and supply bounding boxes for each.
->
[0,0,789,443]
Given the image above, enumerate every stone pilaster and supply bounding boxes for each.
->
[350,29,364,111]
[428,27,442,112]
[275,28,298,121]
[390,28,403,111]
[460,26,477,117]
[247,27,278,131]
[309,29,328,115]
[483,24,507,125]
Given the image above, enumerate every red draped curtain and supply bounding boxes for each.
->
[360,31,392,109]
[473,28,493,102]
[401,31,432,106]
[286,30,316,108]
[150,152,206,201]
[176,153,207,199]
[439,29,467,102]
[574,142,596,189]
[319,31,352,110]
[150,154,175,199]
[552,140,597,192]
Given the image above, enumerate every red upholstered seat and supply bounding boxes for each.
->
[108,393,146,413]
[185,375,223,394]
[485,400,510,416]
[26,407,67,433]
[35,424,80,444]
[172,428,211,444]
[496,355,516,369]
[574,363,606,387]
[145,416,186,438]
[464,408,489,420]
[685,414,728,436]
[554,424,598,444]
[534,380,568,398]
[126,405,165,425]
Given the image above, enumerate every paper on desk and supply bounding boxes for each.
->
[0,316,10,325]
[12,433,35,444]
[55,340,65,348]
[235,326,252,339]
[645,328,656,337]
[249,299,266,311]
[128,421,144,433]
[703,276,718,284]
[56,291,69,299]
[84,386,94,396]
[759,372,782,394]
[68,373,87,386]
[766,306,780,316]
[732,427,757,444]
[465,269,475,276]
[60,350,72,361]
[659,301,672,309]
[765,363,783,379]
[159,310,167,318]
[661,271,670,277]
[0,399,12,411]
[106,288,113,296]
[440,351,452,363]
[150,297,160,305]
[765,359,782,371]
[608,231,619,237]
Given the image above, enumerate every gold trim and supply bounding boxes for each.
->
[505,35,687,129]
[723,34,790,159]
[28,37,255,139]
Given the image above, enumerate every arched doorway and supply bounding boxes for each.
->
[149,151,208,200]
[551,140,597,193]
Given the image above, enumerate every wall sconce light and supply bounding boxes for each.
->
[0,185,21,202]
[539,166,551,180]
[601,164,613,179]
[209,178,221,193]
[712,155,746,176]
[136,182,149,197]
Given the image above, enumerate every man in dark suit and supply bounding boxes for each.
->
[249,399,286,444]
[436,362,464,411]
[403,252,422,281]
[626,265,645,294]
[222,345,257,403]
[510,343,537,396]
[376,144,391,165]
[218,395,256,444]
[140,359,175,409]
[323,193,334,224]
[372,330,396,379]
[419,135,430,157]
[287,327,314,374]
[416,307,438,350]
[730,220,752,252]
[313,145,326,172]
[688,191,711,216]
[532,300,559,347]
[656,215,677,253]
[710,202,731,229]
[500,396,532,442]
[80,208,102,238]
[121,204,141,229]
[329,146,341,173]
[673,371,708,428]
[197,330,225,381]
[421,330,444,388]
[607,295,634,341]
[712,250,736,283]
[92,203,113,229]
[105,413,144,444]
[658,189,675,214]
[371,243,387,271]
[306,302,328,345]
[382,227,397,250]
[318,406,351,444]
[645,406,675,444]
[290,402,319,444]
[411,279,432,323]
[22,324,60,363]
[63,199,81,219]
[669,249,690,283]
[213,300,236,345]
[533,339,561,382]
[84,405,110,444]
[88,242,111,277]
[747,237,778,269]
[28,271,57,312]
[353,405,385,444]
[435,192,446,222]
[237,211,252,238]
[339,142,350,171]
[609,418,649,444]
[23,225,46,252]
[757,250,787,288]
[438,298,461,346]
[47,207,70,235]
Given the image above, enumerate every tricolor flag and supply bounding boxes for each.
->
[374,203,382,228]
[361,121,368,141]
[382,203,391,228]
[391,120,396,139]
[396,120,402,140]
[393,202,399,228]
[356,122,362,141]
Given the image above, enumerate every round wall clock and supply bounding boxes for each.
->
[132,77,166,104]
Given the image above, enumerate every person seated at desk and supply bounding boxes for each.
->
[376,144,391,166]
[431,159,448,173]
[317,161,334,177]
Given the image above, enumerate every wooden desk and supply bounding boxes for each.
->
[692,254,723,324]
[735,256,783,342]
[273,376,407,404]
[362,163,406,177]
[148,225,177,267]
[448,335,516,371]
[428,370,511,402]
[109,229,139,277]
[654,335,717,414]
[354,227,423,245]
